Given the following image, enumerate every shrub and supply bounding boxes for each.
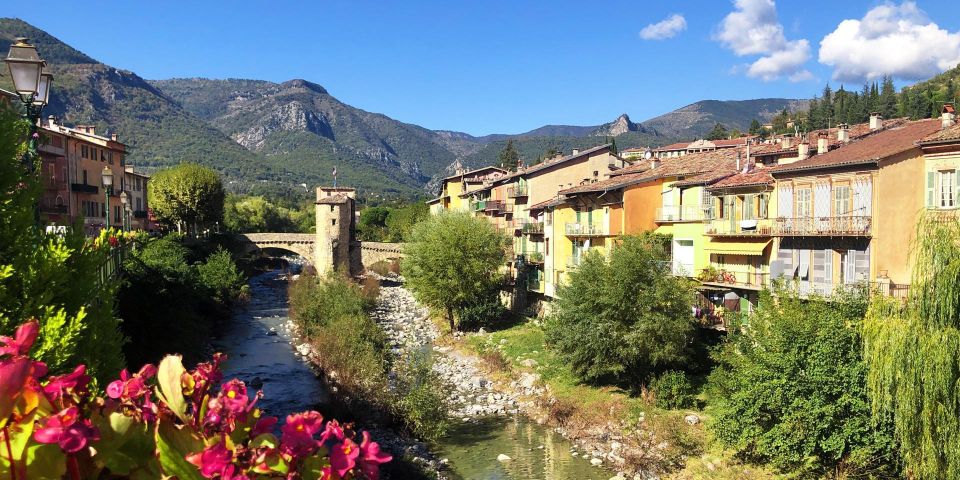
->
[650,370,695,410]
[707,287,898,477]
[197,248,245,303]
[544,233,696,386]
[388,259,401,275]
[361,275,381,302]
[544,397,579,427]
[456,293,507,331]
[367,260,391,276]
[288,273,372,338]
[480,350,510,372]
[394,350,450,441]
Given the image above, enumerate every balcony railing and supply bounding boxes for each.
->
[670,260,695,277]
[507,184,528,198]
[564,222,608,236]
[484,200,505,213]
[705,219,772,237]
[521,221,544,235]
[656,205,709,223]
[40,198,68,214]
[566,256,583,269]
[773,216,871,237]
[527,277,544,292]
[698,268,770,288]
[521,251,544,264]
[71,183,98,194]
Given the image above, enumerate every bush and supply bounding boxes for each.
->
[197,248,245,303]
[394,350,451,441]
[361,275,381,303]
[367,260,391,276]
[707,288,898,477]
[288,272,372,338]
[480,350,510,372]
[389,259,401,275]
[650,370,695,410]
[544,233,696,387]
[456,293,507,331]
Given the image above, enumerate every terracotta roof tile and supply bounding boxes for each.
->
[771,119,941,174]
[653,142,690,152]
[921,122,960,144]
[559,172,654,195]
[442,165,506,181]
[708,168,775,190]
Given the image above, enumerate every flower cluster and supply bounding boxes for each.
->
[0,320,392,479]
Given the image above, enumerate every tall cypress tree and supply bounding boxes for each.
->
[880,76,899,119]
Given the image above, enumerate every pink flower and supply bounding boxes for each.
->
[280,411,324,456]
[358,431,392,480]
[33,406,101,453]
[329,438,360,478]
[0,319,39,357]
[319,419,344,444]
[186,439,234,478]
[0,357,33,420]
[219,379,249,415]
[43,365,90,401]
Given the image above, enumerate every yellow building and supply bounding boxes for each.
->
[426,165,506,213]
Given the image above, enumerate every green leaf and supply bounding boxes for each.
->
[155,418,204,480]
[22,443,67,479]
[156,355,189,422]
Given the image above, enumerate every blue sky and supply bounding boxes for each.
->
[4,1,959,135]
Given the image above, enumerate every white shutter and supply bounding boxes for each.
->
[778,185,793,218]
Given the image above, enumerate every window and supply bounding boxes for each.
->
[114,205,121,222]
[796,188,813,218]
[742,194,756,220]
[136,197,142,211]
[82,170,88,184]
[833,185,851,216]
[722,195,735,219]
[938,170,956,208]
[758,193,769,219]
[81,145,88,159]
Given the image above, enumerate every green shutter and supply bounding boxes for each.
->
[927,171,936,207]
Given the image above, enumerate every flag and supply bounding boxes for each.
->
[332,166,337,177]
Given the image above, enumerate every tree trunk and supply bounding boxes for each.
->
[447,306,455,332]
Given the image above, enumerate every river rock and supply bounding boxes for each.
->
[520,358,538,368]
[684,414,700,425]
[591,458,603,466]
[497,454,512,462]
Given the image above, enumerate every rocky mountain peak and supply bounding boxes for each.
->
[281,79,328,95]
[592,113,641,137]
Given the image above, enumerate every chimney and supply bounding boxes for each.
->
[837,123,850,143]
[111,133,119,141]
[47,115,57,128]
[942,103,956,129]
[781,134,793,150]
[797,142,810,161]
[817,132,829,155]
[571,149,579,156]
[869,112,883,131]
[650,158,660,170]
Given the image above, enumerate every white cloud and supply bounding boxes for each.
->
[640,14,687,40]
[819,1,960,82]
[714,0,812,81]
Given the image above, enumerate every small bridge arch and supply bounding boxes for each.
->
[237,233,316,266]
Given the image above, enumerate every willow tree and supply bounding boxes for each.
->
[864,213,960,479]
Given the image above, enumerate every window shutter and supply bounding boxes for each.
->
[954,171,959,207]
[927,171,936,207]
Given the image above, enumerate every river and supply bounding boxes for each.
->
[214,269,611,480]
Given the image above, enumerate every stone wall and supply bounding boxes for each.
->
[360,242,405,267]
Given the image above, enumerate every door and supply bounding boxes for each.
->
[673,239,695,276]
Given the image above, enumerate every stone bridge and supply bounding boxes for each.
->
[237,233,405,271]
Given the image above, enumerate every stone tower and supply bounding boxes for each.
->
[315,187,359,275]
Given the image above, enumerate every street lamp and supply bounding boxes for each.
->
[102,166,113,230]
[5,38,52,160]
[119,191,128,232]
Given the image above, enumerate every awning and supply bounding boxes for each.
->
[705,239,771,256]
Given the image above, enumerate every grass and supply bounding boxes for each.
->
[458,320,776,479]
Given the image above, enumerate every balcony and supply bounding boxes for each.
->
[527,277,544,293]
[697,268,770,290]
[71,183,98,194]
[773,216,871,237]
[521,251,544,264]
[566,256,583,269]
[521,221,544,235]
[40,198,68,214]
[655,205,709,223]
[484,200,505,213]
[507,184,528,198]
[564,222,608,237]
[705,219,772,237]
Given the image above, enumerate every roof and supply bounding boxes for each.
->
[425,196,446,205]
[771,119,941,175]
[316,194,351,205]
[458,184,493,198]
[671,170,735,187]
[712,136,757,148]
[920,122,960,144]
[515,144,612,177]
[559,171,653,195]
[707,168,775,190]
[654,142,689,152]
[621,147,647,153]
[442,165,507,181]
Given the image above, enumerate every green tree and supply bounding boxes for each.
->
[544,234,695,385]
[880,75,899,119]
[498,139,520,172]
[864,215,960,479]
[148,164,225,235]
[403,212,508,331]
[543,146,561,159]
[706,122,729,140]
[0,103,125,383]
[748,119,763,136]
[709,287,897,477]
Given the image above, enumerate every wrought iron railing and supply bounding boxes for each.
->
[655,205,709,223]
[773,216,871,236]
[704,219,772,236]
[521,221,544,234]
[564,223,608,236]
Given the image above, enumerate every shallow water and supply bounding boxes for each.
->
[214,270,611,479]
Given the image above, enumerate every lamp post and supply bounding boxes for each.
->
[102,166,113,230]
[5,37,52,163]
[125,204,132,232]
[119,191,128,232]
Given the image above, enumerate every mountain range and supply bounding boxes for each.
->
[1,18,808,200]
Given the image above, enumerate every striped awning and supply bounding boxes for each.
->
[705,239,771,256]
